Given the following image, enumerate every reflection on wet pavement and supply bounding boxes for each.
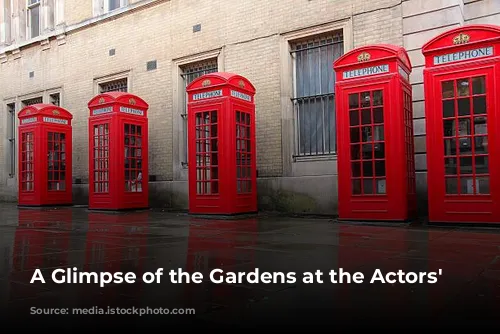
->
[0,203,499,329]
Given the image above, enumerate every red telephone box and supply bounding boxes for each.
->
[87,92,149,211]
[17,104,73,206]
[422,25,500,224]
[186,72,257,215]
[333,45,416,221]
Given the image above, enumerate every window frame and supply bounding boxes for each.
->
[103,0,128,14]
[27,0,42,39]
[289,30,344,158]
[6,102,16,177]
[179,58,219,168]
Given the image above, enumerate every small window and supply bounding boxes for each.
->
[103,0,128,13]
[180,58,218,166]
[28,0,41,38]
[22,96,43,107]
[50,93,61,106]
[99,78,128,93]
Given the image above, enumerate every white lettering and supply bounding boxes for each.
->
[119,106,144,116]
[343,64,390,79]
[21,117,37,124]
[434,46,494,65]
[30,269,46,283]
[43,117,68,125]
[192,90,223,101]
[92,107,113,115]
[230,90,252,101]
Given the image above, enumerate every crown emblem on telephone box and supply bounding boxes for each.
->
[98,97,105,104]
[129,98,136,105]
[52,110,60,115]
[453,33,470,45]
[238,80,245,88]
[202,79,211,87]
[357,52,371,62]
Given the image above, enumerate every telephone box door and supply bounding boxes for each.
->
[428,68,499,221]
[339,84,392,217]
[188,103,223,212]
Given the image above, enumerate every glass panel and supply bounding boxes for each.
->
[349,94,359,109]
[376,179,386,194]
[445,178,458,194]
[460,176,475,195]
[373,108,383,124]
[457,99,470,116]
[352,179,361,195]
[441,81,454,98]
[472,76,485,95]
[93,124,110,193]
[349,111,359,126]
[457,79,470,96]
[476,176,489,194]
[372,90,383,106]
[473,96,486,115]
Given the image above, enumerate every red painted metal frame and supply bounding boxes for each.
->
[17,104,73,206]
[87,92,149,210]
[334,44,416,221]
[422,25,500,224]
[186,72,257,215]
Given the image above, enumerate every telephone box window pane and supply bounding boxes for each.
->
[457,79,470,96]
[349,89,387,196]
[21,132,35,192]
[457,98,471,116]
[195,111,219,195]
[236,111,252,194]
[47,132,66,191]
[445,178,458,194]
[93,124,110,193]
[444,157,457,175]
[352,179,361,195]
[441,81,454,98]
[441,75,490,196]
[349,94,359,109]
[373,108,383,124]
[372,90,383,106]
[442,100,455,118]
[125,124,143,192]
[349,111,359,126]
[472,76,486,95]
[477,176,490,194]
[473,96,486,115]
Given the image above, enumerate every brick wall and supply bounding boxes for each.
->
[0,0,404,209]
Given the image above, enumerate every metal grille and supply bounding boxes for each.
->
[7,103,15,177]
[291,31,343,157]
[99,78,128,93]
[180,58,218,167]
[22,97,42,106]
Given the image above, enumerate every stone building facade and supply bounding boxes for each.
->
[0,0,499,214]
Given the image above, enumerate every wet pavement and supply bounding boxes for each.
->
[0,203,499,329]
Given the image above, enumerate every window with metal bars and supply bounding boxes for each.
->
[50,93,60,106]
[99,78,128,93]
[7,103,16,177]
[180,58,218,167]
[291,31,344,157]
[21,97,43,106]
